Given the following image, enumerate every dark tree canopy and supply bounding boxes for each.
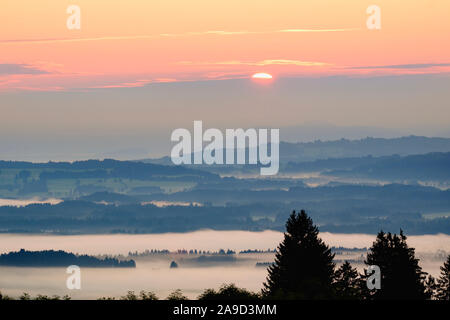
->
[436,255,450,300]
[333,261,363,299]
[120,290,159,300]
[0,249,135,268]
[198,284,259,300]
[167,289,188,301]
[424,275,438,299]
[262,210,335,299]
[364,230,428,300]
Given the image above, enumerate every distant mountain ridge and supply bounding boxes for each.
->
[141,136,450,165]
[279,136,450,162]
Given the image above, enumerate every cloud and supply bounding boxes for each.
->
[349,63,450,70]
[0,64,50,75]
[251,59,329,67]
[90,79,153,89]
[179,59,330,67]
[0,28,356,45]
[187,30,259,36]
[279,28,358,33]
[0,33,253,45]
[0,36,159,45]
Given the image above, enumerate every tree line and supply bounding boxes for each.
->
[0,249,135,268]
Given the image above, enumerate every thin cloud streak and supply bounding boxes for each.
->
[0,63,50,75]
[0,35,160,45]
[0,28,356,45]
[90,79,153,89]
[348,63,450,70]
[179,59,330,67]
[279,28,358,33]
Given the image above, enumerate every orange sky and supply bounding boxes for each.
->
[1,0,450,91]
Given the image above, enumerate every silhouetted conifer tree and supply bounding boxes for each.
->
[436,255,450,300]
[364,230,428,300]
[262,210,335,299]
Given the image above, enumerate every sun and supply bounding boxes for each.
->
[251,73,273,80]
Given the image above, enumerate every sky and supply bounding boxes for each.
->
[1,0,450,90]
[1,0,450,160]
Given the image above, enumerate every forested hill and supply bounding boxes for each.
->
[0,249,135,267]
[0,159,218,180]
[284,152,450,180]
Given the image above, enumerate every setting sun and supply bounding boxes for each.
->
[252,73,273,79]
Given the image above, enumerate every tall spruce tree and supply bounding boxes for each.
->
[364,230,428,300]
[262,210,335,299]
[436,255,450,300]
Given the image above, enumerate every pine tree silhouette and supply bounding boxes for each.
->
[262,210,335,299]
[436,255,450,300]
[364,230,428,300]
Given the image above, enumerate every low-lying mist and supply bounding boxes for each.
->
[0,231,448,299]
